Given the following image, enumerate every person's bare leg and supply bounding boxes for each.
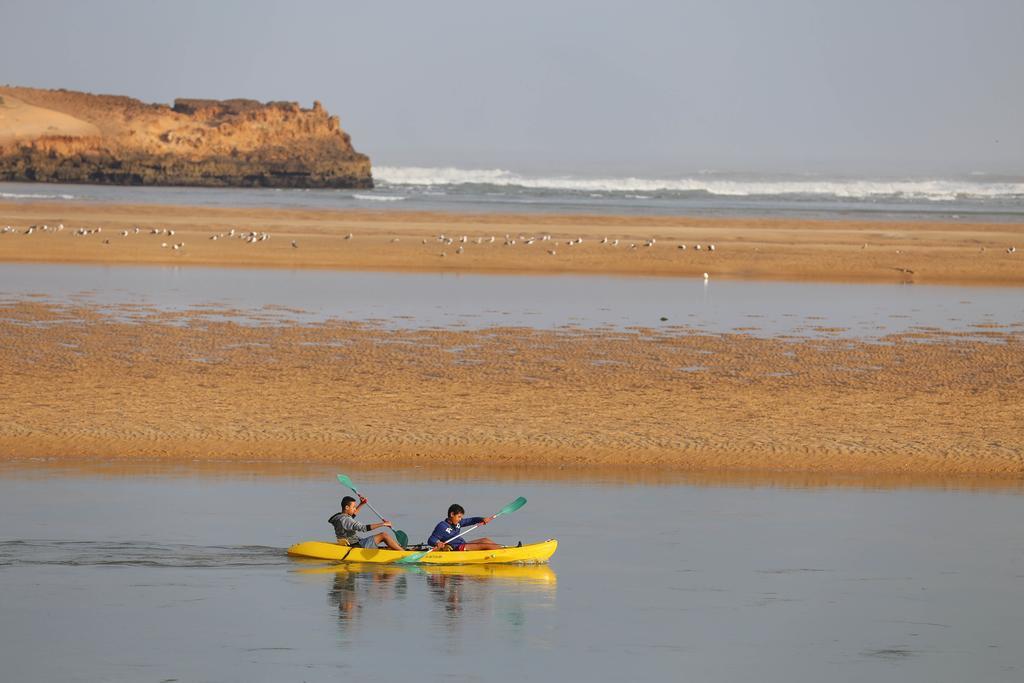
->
[460,539,503,551]
[375,532,404,551]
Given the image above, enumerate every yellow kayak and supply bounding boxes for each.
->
[287,538,557,564]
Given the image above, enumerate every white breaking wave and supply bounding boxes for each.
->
[352,193,405,202]
[374,166,1024,201]
[0,191,77,200]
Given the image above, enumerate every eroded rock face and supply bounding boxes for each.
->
[0,87,372,188]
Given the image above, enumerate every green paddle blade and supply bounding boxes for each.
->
[499,496,527,516]
[336,474,356,492]
[395,529,409,548]
[395,549,428,564]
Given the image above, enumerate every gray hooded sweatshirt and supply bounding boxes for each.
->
[329,513,369,545]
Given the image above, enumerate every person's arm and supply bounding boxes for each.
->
[355,495,368,514]
[463,516,493,526]
[428,522,450,550]
[341,516,369,533]
[344,516,392,533]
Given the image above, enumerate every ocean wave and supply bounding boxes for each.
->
[374,166,1024,201]
[353,193,405,202]
[0,191,77,200]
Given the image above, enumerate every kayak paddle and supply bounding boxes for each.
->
[336,474,409,548]
[394,496,527,564]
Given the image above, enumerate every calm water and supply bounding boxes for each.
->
[2,263,1022,337]
[1,467,1023,682]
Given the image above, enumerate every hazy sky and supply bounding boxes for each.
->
[2,0,1021,176]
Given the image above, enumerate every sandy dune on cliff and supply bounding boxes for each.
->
[0,94,100,145]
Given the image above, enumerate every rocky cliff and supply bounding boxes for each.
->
[0,86,372,188]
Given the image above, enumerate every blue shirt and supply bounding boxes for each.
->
[428,517,484,548]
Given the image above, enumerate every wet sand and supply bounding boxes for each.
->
[1,301,1021,475]
[2,201,1023,284]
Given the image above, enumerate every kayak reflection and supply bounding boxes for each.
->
[326,564,410,628]
[297,561,557,636]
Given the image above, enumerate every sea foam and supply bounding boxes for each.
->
[0,191,77,200]
[374,166,1024,201]
[352,193,405,202]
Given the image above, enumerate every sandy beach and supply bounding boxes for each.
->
[1,201,1023,284]
[1,300,1021,475]
[2,201,1022,476]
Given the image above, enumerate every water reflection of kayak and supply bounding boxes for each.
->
[287,538,557,565]
[297,560,557,584]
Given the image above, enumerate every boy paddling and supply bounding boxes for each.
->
[428,504,503,551]
[330,495,404,550]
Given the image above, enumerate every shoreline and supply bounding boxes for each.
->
[1,201,1023,285]
[2,457,1023,491]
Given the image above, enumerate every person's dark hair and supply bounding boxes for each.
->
[341,496,356,509]
[448,504,465,516]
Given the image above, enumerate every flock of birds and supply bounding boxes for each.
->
[426,232,718,259]
[3,225,1020,272]
[407,232,720,280]
[0,223,278,253]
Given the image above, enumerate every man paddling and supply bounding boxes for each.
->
[330,496,404,551]
[428,504,503,551]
